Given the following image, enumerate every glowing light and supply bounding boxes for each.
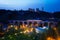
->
[22,27,33,34]
[20,25,23,29]
[20,32,23,33]
[10,25,13,27]
[15,27,18,30]
[57,37,60,40]
[47,37,55,40]
[30,28,33,32]
[25,25,28,27]
[42,27,47,29]
[14,25,18,30]
[23,30,29,33]
[2,37,4,39]
[53,27,57,30]
[23,31,27,33]
[21,24,27,29]
[35,28,40,33]
[15,33,17,35]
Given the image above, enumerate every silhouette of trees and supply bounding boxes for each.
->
[53,12,60,18]
[0,9,60,23]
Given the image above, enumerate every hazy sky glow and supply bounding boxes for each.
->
[0,0,60,12]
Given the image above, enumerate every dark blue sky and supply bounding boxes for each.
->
[0,0,60,12]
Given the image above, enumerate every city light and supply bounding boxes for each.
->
[0,20,60,40]
[14,26,18,30]
[15,33,17,36]
[57,37,60,40]
[47,37,55,40]
[10,25,14,27]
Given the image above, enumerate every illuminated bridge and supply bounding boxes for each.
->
[8,20,57,28]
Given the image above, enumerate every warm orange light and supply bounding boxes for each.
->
[20,25,23,29]
[15,26,18,30]
[23,31,26,33]
[22,24,25,28]
[19,24,34,34]
[20,24,27,29]
[47,37,55,40]
[26,30,30,33]
[23,29,30,33]
[57,37,60,40]
[23,27,33,34]
[30,28,33,32]
[53,27,57,30]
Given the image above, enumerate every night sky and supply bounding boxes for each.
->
[0,0,60,12]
